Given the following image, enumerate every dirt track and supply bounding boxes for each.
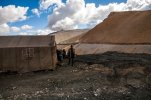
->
[0,52,151,100]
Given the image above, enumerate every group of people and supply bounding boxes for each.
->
[56,45,75,66]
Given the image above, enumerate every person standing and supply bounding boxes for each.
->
[56,49,63,66]
[67,45,75,66]
[62,49,66,59]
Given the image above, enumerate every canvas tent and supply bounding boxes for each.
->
[0,35,57,73]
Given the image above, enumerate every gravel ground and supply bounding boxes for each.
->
[0,52,151,100]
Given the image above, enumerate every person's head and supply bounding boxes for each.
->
[71,45,73,48]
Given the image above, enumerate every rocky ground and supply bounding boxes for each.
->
[0,52,151,100]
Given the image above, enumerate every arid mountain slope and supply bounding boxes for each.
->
[80,11,151,44]
[50,29,89,44]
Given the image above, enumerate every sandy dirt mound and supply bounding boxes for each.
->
[80,11,151,44]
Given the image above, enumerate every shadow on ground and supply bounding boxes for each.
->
[0,51,151,100]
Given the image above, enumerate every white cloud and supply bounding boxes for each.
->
[36,29,54,35]
[17,28,53,35]
[0,5,29,25]
[0,5,29,35]
[127,0,151,10]
[18,32,28,35]
[21,25,33,30]
[47,0,85,31]
[0,24,10,35]
[52,17,77,30]
[40,0,63,10]
[0,24,34,35]
[47,0,151,31]
[32,8,40,16]
[11,26,20,32]
[0,24,20,35]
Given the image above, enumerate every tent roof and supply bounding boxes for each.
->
[0,35,55,48]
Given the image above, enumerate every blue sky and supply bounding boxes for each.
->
[0,0,150,35]
[0,0,126,29]
[0,0,127,7]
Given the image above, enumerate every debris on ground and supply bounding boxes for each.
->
[0,52,151,100]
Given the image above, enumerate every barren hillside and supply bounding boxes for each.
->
[80,11,151,44]
[50,29,89,44]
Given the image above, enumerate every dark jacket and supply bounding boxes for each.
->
[67,48,75,58]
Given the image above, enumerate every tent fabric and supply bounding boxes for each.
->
[0,35,57,73]
[0,35,54,48]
